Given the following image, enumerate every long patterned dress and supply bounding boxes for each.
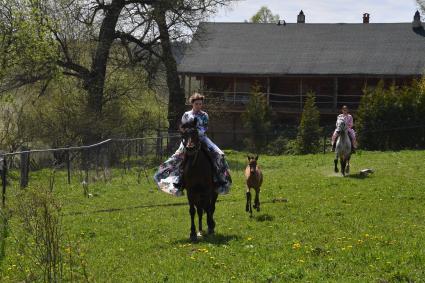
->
[332,113,357,146]
[154,110,232,196]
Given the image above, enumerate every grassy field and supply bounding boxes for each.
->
[1,150,425,282]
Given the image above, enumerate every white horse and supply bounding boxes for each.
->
[334,119,352,176]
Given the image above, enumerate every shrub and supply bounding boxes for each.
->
[8,179,89,282]
[357,78,425,150]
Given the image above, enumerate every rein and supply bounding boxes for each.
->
[185,142,202,168]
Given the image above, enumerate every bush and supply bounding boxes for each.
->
[357,78,425,150]
[296,92,322,154]
[242,83,271,152]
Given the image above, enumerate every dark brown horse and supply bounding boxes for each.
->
[181,118,218,242]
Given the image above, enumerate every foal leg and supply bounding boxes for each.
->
[245,188,251,212]
[246,188,253,217]
[254,188,260,212]
[246,188,251,213]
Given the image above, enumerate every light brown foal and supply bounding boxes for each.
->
[245,155,263,217]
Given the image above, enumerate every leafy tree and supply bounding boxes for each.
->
[417,1,425,15]
[296,92,322,154]
[250,6,280,23]
[0,0,59,92]
[242,83,271,152]
[1,0,235,144]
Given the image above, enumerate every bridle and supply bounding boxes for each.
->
[182,128,202,167]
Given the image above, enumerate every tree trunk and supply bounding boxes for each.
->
[83,0,125,144]
[154,4,186,133]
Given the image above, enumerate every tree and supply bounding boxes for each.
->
[250,6,279,23]
[296,92,322,154]
[417,1,425,15]
[242,83,271,152]
[0,0,59,92]
[2,0,234,143]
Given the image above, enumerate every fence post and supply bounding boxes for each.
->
[20,147,30,189]
[156,129,161,158]
[66,150,71,185]
[1,156,6,207]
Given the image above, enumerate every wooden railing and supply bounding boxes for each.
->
[195,91,362,112]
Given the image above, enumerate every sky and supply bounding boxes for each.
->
[210,0,422,23]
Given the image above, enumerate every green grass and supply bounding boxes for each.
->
[1,150,425,282]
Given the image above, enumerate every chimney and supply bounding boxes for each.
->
[363,13,370,24]
[413,10,422,29]
[297,10,305,24]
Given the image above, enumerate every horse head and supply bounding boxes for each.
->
[336,118,347,135]
[247,155,259,174]
[180,117,200,154]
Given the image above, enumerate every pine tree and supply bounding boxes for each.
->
[296,92,322,154]
[242,83,271,151]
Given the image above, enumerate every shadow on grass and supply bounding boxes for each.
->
[66,201,188,216]
[66,197,288,217]
[173,233,241,246]
[255,214,275,222]
[347,173,369,180]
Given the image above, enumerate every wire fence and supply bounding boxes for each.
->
[1,124,425,207]
[0,133,182,207]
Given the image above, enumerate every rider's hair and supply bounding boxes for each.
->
[189,92,204,104]
[342,105,349,111]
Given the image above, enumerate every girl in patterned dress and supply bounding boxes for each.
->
[332,105,357,152]
[154,93,232,196]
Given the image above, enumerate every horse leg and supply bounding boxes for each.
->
[189,203,197,242]
[206,193,217,235]
[334,156,339,173]
[254,188,260,212]
[341,157,346,177]
[197,206,204,236]
[346,154,351,174]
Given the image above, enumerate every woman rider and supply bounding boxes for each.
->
[331,105,357,152]
[154,93,232,196]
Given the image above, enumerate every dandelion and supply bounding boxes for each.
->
[292,242,301,249]
[247,237,253,241]
[347,245,353,249]
[297,259,305,263]
[190,256,196,260]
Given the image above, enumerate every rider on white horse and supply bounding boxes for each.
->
[332,105,357,153]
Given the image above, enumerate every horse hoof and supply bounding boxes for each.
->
[207,229,215,235]
[253,204,257,209]
[334,168,339,173]
[256,206,260,212]
[245,205,249,212]
[190,234,198,242]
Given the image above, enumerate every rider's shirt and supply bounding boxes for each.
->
[181,110,209,137]
[337,114,354,129]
